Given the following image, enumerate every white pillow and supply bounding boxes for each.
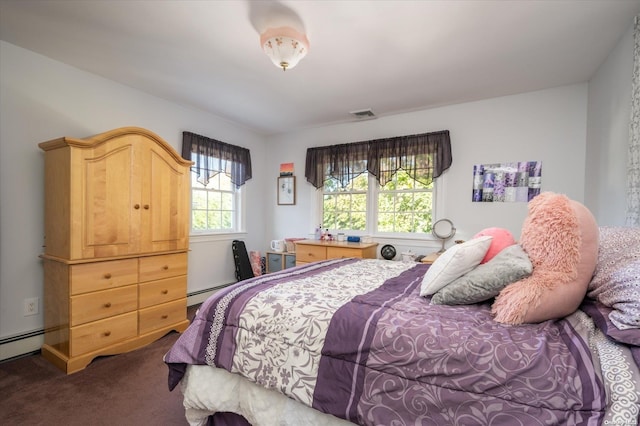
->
[420,236,493,296]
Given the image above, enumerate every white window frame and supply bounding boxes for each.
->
[315,173,443,240]
[189,172,246,236]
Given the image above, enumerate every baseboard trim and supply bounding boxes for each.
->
[0,283,234,363]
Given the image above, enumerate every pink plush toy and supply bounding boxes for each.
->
[492,192,599,324]
[473,227,516,263]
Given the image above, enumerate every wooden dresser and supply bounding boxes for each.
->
[39,127,192,374]
[294,240,378,265]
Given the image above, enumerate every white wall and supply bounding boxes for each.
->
[585,23,634,225]
[0,41,268,342]
[265,84,589,257]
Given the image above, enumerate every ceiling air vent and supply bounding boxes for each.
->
[349,109,376,120]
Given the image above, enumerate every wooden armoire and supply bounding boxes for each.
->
[39,127,192,374]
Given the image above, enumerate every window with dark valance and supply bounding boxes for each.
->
[305,130,452,189]
[182,131,252,188]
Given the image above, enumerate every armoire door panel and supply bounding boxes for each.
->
[141,148,190,253]
[82,144,138,258]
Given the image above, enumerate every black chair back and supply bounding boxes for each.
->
[232,240,255,281]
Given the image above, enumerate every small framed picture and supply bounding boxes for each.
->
[277,176,296,205]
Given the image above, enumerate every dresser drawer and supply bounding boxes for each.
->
[70,311,137,357]
[70,259,138,295]
[327,246,365,259]
[295,245,326,263]
[138,298,186,335]
[70,285,138,326]
[139,253,187,283]
[139,276,186,309]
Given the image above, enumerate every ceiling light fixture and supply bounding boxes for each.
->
[260,26,309,71]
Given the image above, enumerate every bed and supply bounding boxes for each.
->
[166,193,639,426]
[165,249,640,425]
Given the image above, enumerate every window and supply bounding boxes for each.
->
[191,171,239,232]
[182,132,251,234]
[322,173,368,231]
[307,131,451,236]
[321,170,434,235]
[377,170,433,233]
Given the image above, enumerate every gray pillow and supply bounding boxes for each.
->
[431,244,532,305]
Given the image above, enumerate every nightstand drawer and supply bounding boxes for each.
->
[70,285,138,326]
[70,259,138,295]
[295,245,326,263]
[139,276,186,309]
[139,253,187,282]
[138,298,186,335]
[70,311,137,357]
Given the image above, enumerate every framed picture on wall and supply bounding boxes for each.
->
[277,176,296,205]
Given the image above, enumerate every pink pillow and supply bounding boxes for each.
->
[473,227,516,263]
[492,192,599,324]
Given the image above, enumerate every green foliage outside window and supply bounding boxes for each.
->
[191,172,235,232]
[322,173,368,230]
[378,170,433,233]
[322,169,433,234]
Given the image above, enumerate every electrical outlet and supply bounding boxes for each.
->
[24,297,39,316]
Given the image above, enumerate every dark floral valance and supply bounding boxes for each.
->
[182,131,252,188]
[305,130,452,189]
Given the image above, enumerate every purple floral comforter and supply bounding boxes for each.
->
[165,258,640,425]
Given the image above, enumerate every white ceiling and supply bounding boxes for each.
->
[1,0,639,136]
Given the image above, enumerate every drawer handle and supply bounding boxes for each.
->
[134,204,140,210]
[161,314,168,320]
[104,331,111,337]
[163,265,169,270]
[161,289,168,295]
[144,204,150,210]
[104,273,112,279]
[104,302,112,308]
